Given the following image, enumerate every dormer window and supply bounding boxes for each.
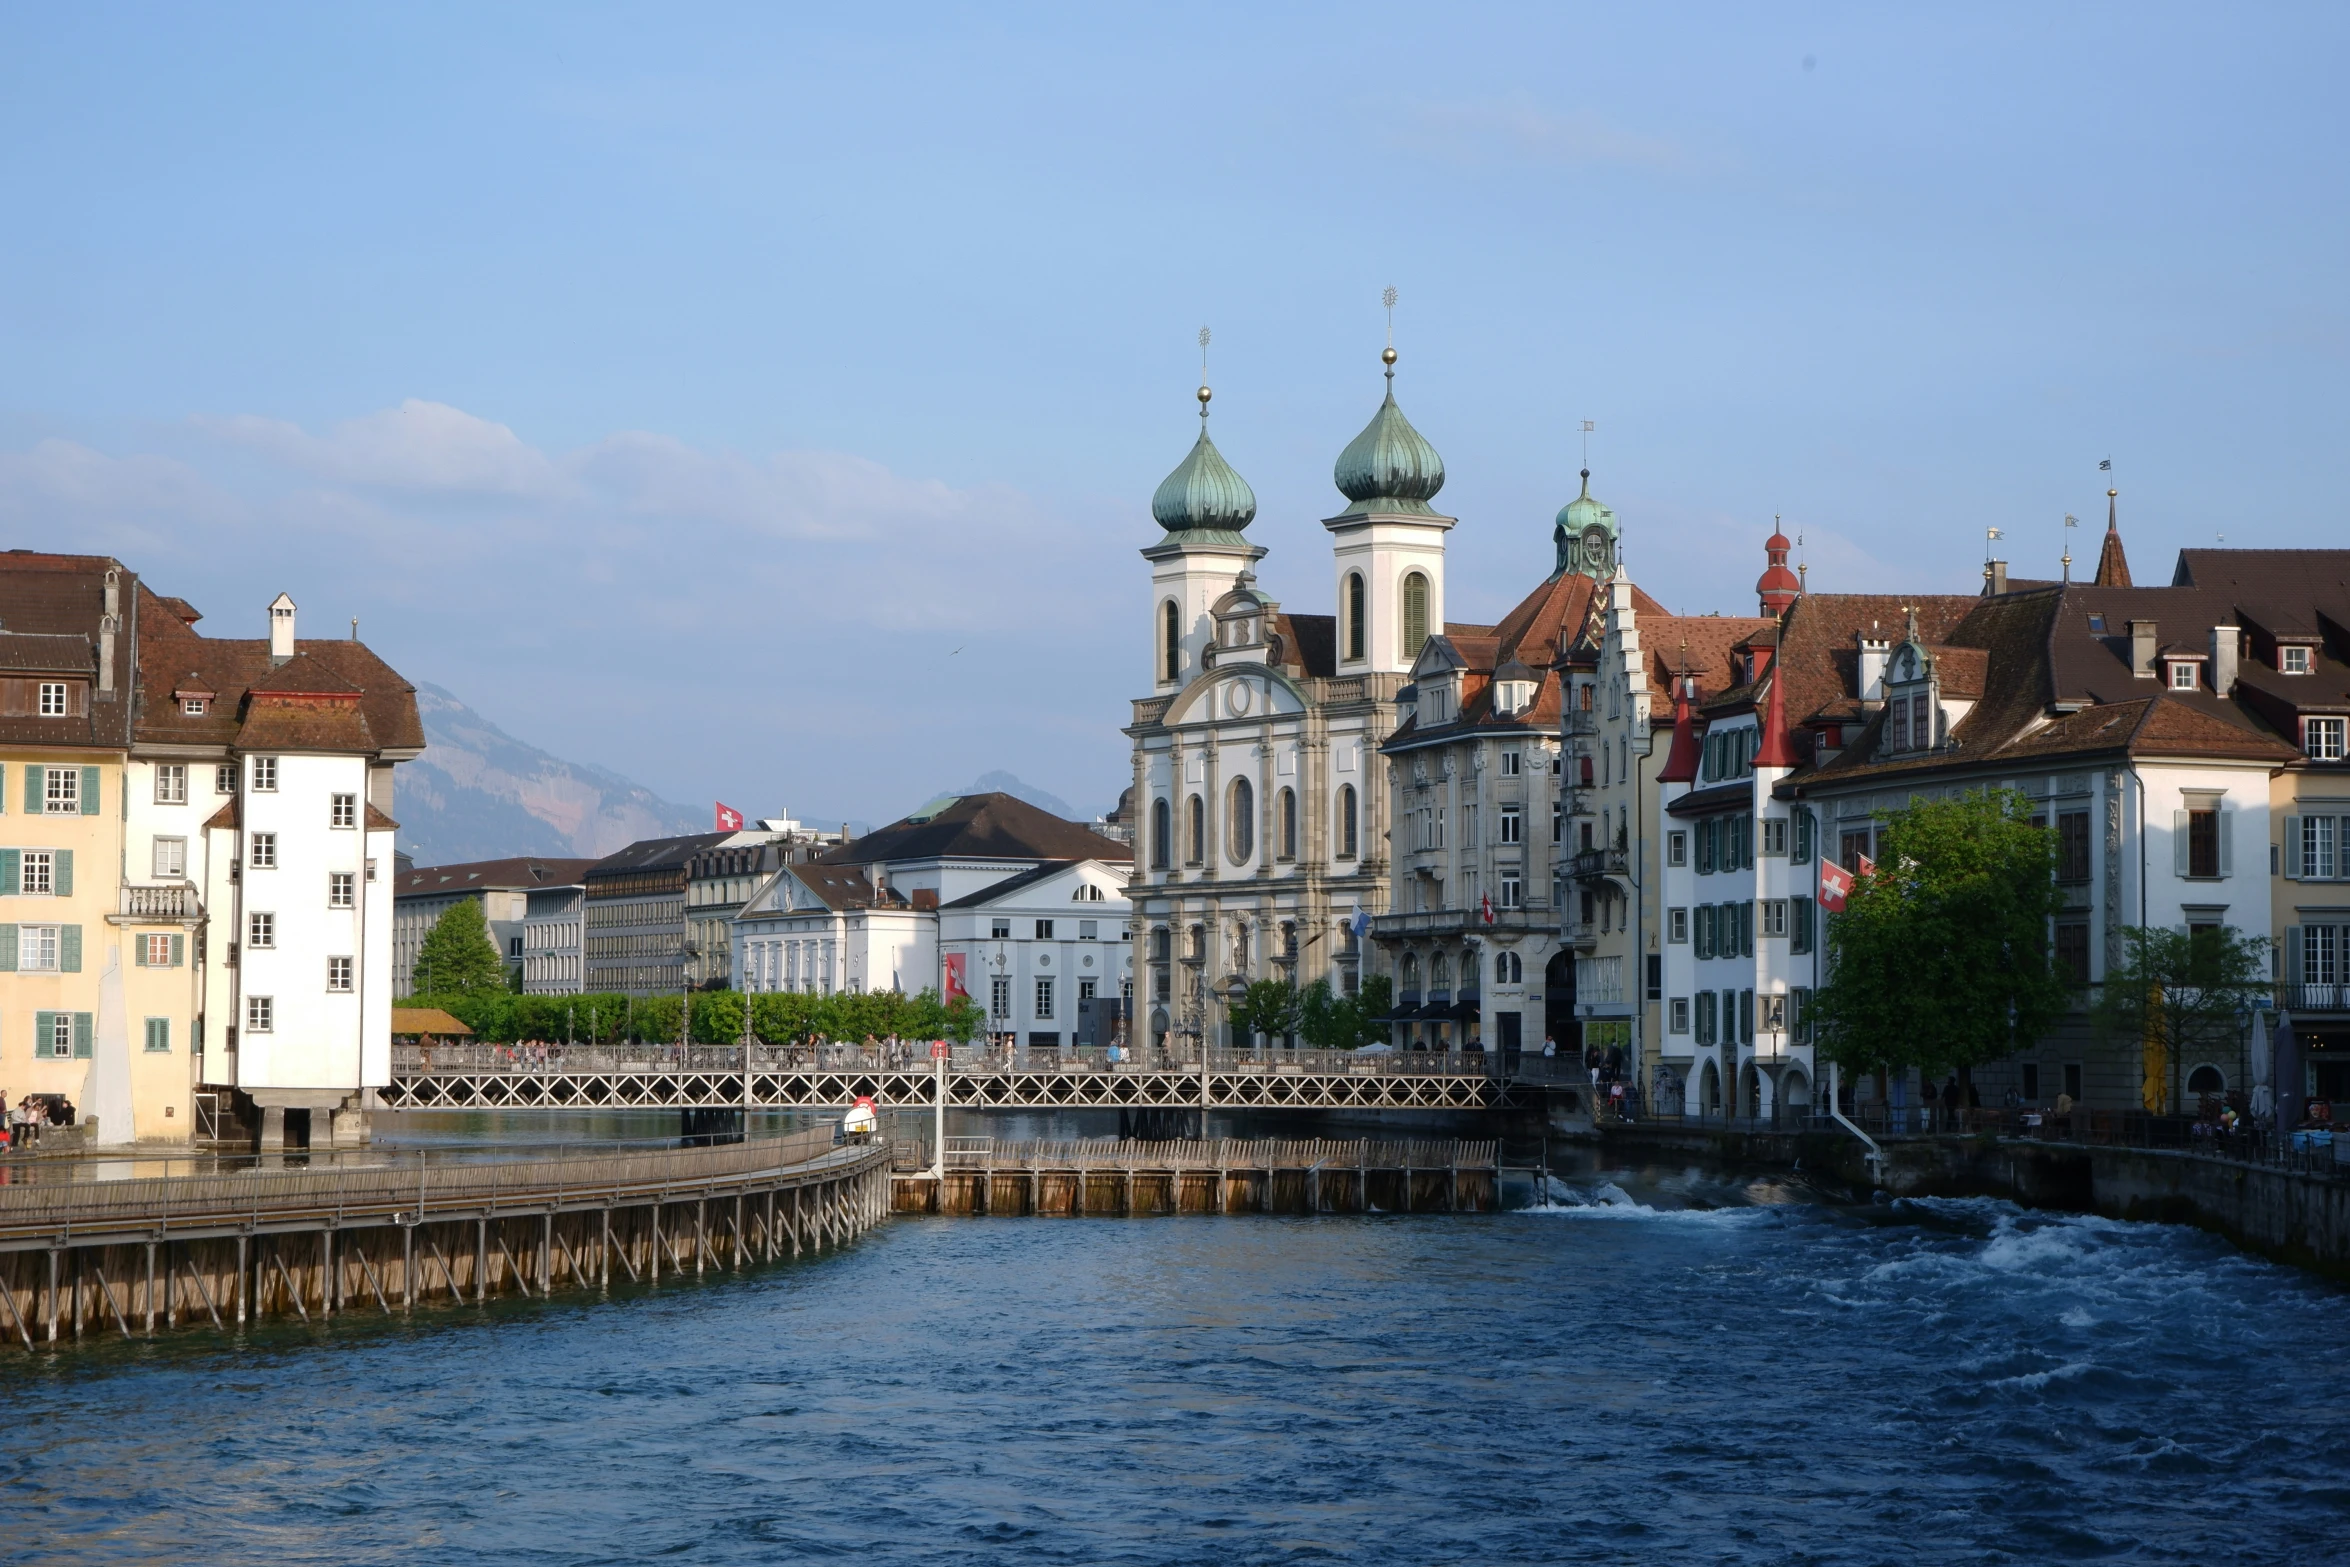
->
[1495,679,1535,716]
[2168,661,2200,691]
[2087,614,2107,634]
[181,696,208,716]
[37,682,66,717]
[2283,646,2313,675]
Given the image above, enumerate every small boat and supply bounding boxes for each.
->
[842,1095,879,1143]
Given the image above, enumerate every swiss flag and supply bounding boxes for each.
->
[714,802,744,831]
[942,950,968,1002]
[1819,858,1854,914]
[1480,892,1495,926]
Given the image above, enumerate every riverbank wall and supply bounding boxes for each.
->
[1593,1123,2350,1280]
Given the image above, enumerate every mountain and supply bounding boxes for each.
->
[395,682,705,865]
[936,770,1077,821]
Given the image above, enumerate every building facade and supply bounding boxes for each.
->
[583,832,728,996]
[522,881,585,994]
[685,818,842,989]
[393,856,597,994]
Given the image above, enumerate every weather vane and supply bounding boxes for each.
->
[2062,513,2077,582]
[1382,286,1398,376]
[1581,419,1595,470]
[1197,325,1212,421]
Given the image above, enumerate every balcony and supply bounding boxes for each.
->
[1370,906,1549,941]
[1564,709,1601,737]
[2282,983,2350,1014]
[111,883,202,924]
[1571,846,1630,883]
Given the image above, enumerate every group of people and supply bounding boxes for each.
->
[0,1092,65,1150]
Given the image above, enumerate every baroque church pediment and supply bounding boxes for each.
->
[1162,666,1309,728]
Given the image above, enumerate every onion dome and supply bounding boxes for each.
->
[1757,522,1801,614]
[1152,419,1257,534]
[1333,352,1445,514]
[1554,469,1619,578]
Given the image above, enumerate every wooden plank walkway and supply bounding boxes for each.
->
[891,1137,1500,1216]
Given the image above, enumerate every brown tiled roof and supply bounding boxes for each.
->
[821,792,1132,866]
[0,632,98,675]
[203,800,238,830]
[1705,593,1979,729]
[1273,612,1336,678]
[0,552,137,751]
[236,697,376,753]
[782,862,910,912]
[132,582,423,755]
[396,855,598,897]
[366,803,399,831]
[2094,523,2132,588]
[1385,569,1622,747]
[1642,613,1777,720]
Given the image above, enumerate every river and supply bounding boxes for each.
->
[4,1144,2347,1565]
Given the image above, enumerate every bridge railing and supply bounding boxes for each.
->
[392,1042,1532,1079]
[0,1128,857,1241]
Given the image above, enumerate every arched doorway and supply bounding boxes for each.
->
[1779,1065,1811,1123]
[1739,1061,1761,1120]
[1698,1058,1722,1115]
[1544,950,1578,1057]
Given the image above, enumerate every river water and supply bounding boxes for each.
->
[6,1147,2348,1565]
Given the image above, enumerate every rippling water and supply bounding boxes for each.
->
[7,1157,2348,1565]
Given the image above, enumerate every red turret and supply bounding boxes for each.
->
[1757,525,1801,615]
[1657,678,1703,784]
[1752,630,1800,769]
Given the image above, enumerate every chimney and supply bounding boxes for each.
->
[268,592,297,666]
[867,861,887,900]
[1856,631,1891,706]
[2129,619,2157,679]
[2211,625,2240,694]
[1986,560,2008,596]
[97,567,119,695]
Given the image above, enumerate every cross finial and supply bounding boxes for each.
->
[1381,286,1398,378]
[1196,325,1212,422]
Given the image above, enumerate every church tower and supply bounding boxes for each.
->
[1325,339,1452,675]
[1141,381,1264,695]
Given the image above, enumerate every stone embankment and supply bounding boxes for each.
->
[1597,1123,2350,1280]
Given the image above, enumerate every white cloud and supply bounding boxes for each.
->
[199,400,568,497]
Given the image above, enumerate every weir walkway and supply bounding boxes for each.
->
[890,1137,1500,1216]
[383,1043,1570,1114]
[0,1129,888,1348]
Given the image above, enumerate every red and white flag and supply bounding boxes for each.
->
[1819,858,1854,913]
[714,802,744,831]
[1480,892,1495,926]
[942,950,968,1003]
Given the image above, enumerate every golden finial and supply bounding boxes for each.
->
[1197,325,1212,421]
[1381,286,1398,371]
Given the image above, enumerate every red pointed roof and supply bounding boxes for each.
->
[1656,680,1703,784]
[1752,641,1800,768]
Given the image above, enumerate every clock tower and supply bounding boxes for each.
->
[1554,469,1619,580]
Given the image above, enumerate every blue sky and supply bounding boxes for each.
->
[2,4,2344,827]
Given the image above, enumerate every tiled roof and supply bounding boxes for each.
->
[779,862,909,913]
[0,552,137,751]
[396,855,599,897]
[132,581,423,754]
[1384,569,1625,748]
[939,859,1097,909]
[821,792,1132,867]
[587,832,732,880]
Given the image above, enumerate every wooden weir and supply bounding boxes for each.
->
[889,1138,1501,1217]
[0,1129,890,1349]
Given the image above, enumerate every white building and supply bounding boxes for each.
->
[1127,349,1460,1048]
[939,858,1133,1049]
[522,880,585,994]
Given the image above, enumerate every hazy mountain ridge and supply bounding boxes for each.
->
[397,683,705,865]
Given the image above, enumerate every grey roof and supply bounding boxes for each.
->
[587,832,732,880]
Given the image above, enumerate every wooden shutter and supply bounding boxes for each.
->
[53,849,71,898]
[2285,815,2302,879]
[2218,809,2234,877]
[72,1012,92,1058]
[79,765,99,815]
[2285,926,2303,984]
[22,765,40,813]
[0,925,14,971]
[34,1010,53,1054]
[2173,811,2190,877]
[171,933,186,967]
[60,924,80,973]
[0,849,16,897]
[145,1018,170,1053]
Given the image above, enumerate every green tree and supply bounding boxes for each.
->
[2093,925,2270,1114]
[412,899,508,996]
[1228,978,1301,1046]
[1813,788,2069,1085]
[1297,974,1395,1050]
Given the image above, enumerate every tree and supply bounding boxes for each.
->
[1812,788,2069,1084]
[412,899,508,996]
[2093,925,2270,1114]
[1228,979,1301,1047]
[1298,974,1395,1050]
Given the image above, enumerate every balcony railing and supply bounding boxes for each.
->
[2282,983,2350,1013]
[118,883,201,921]
[1370,907,1549,939]
[1571,846,1630,882]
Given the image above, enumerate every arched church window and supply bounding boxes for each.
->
[1400,953,1420,994]
[1228,776,1255,863]
[1400,571,1430,662]
[1346,571,1366,662]
[1337,784,1358,859]
[1431,952,1452,994]
[1151,798,1172,869]
[1186,795,1205,865]
[1278,787,1297,861]
[1162,599,1181,683]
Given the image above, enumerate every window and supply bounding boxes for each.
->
[21,851,53,895]
[155,764,187,805]
[508,936,523,958]
[246,995,274,1033]
[1694,905,1716,960]
[991,918,1012,939]
[1696,990,1718,1046]
[19,925,60,971]
[1034,920,1054,940]
[1667,831,1687,868]
[1227,776,1255,863]
[1760,899,1789,939]
[1501,750,1521,777]
[1791,808,1814,865]
[2056,922,2091,986]
[2169,661,2200,691]
[2087,614,2107,634]
[2308,718,2347,762]
[1790,896,1815,956]
[2186,808,2222,879]
[329,871,355,908]
[252,756,278,792]
[1888,698,1909,752]
[1669,997,1691,1034]
[990,975,1012,1019]
[1034,977,1055,1019]
[1695,819,1717,875]
[249,832,276,869]
[2064,1063,2082,1100]
[327,955,354,992]
[1078,920,1098,940]
[216,763,236,794]
[37,682,66,716]
[1668,907,1688,943]
[249,912,275,948]
[1499,874,1522,909]
[43,767,79,815]
[144,1017,171,1053]
[1646,954,1663,1002]
[2283,645,2312,675]
[2303,816,2341,880]
[1760,818,1788,856]
[140,933,175,967]
[153,837,186,879]
[1278,787,1297,861]
[1077,978,1097,1005]
[48,1011,75,1057]
[1399,570,1430,661]
[181,696,207,716]
[1151,798,1172,869]
[331,792,357,828]
[1345,571,1366,662]
[1187,795,1205,864]
[1162,599,1181,683]
[1337,785,1358,859]
[2057,811,2092,883]
[1839,829,1875,872]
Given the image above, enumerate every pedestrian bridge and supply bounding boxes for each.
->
[383,1043,1573,1114]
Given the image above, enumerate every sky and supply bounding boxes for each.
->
[2,4,2344,826]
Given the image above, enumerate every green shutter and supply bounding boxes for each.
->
[34,1010,53,1056]
[2286,926,2303,984]
[72,1012,92,1059]
[170,933,185,968]
[60,924,80,973]
[2284,816,2303,880]
[53,849,70,898]
[144,1017,170,1053]
[0,849,17,896]
[0,925,15,971]
[79,766,99,816]
[22,765,40,813]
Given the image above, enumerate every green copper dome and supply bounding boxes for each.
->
[1333,375,1445,515]
[1151,425,1257,534]
[1555,469,1619,578]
